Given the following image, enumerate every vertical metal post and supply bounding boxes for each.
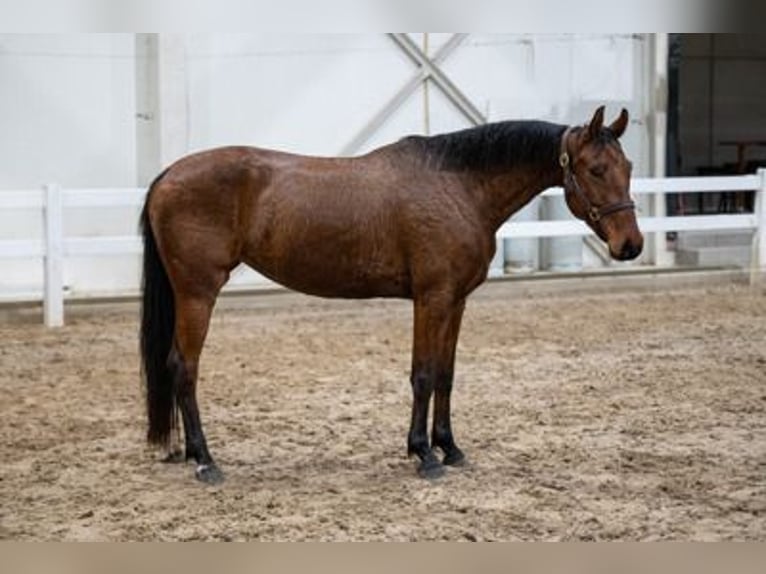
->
[135,33,161,186]
[752,169,766,286]
[651,33,673,267]
[157,34,189,168]
[422,33,430,136]
[44,183,64,327]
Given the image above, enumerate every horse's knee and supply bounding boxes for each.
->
[410,369,434,398]
[435,369,454,392]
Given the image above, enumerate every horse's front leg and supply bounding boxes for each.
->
[408,295,465,479]
[431,299,466,467]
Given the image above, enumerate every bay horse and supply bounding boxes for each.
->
[140,106,642,484]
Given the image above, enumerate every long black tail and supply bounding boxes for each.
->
[140,171,176,447]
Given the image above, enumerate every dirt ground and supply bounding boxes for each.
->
[1,276,765,541]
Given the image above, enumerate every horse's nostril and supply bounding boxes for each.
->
[620,241,642,260]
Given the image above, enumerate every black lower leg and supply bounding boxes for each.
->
[178,394,223,484]
[161,415,185,463]
[408,370,444,479]
[173,355,222,484]
[160,350,185,463]
[432,300,466,467]
[432,379,465,466]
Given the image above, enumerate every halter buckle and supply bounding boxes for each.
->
[559,152,570,169]
[588,206,601,223]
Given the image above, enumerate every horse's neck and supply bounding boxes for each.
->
[473,166,563,232]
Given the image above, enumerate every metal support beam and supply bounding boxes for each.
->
[135,34,189,184]
[135,34,160,186]
[157,34,189,168]
[342,34,487,157]
[650,33,673,267]
[389,33,486,127]
[341,34,469,156]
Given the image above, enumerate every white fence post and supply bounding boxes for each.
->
[752,169,766,286]
[43,183,64,327]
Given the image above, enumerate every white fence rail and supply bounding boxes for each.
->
[1,171,765,327]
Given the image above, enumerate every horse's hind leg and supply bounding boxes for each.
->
[171,285,226,484]
[161,418,185,463]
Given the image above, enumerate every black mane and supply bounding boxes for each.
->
[402,120,567,173]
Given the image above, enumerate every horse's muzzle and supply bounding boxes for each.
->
[612,237,643,261]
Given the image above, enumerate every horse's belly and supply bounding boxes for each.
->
[242,182,412,298]
[243,246,411,299]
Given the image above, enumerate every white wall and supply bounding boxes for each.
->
[0,33,652,187]
[0,34,137,189]
[0,34,655,299]
[181,34,650,169]
[0,34,139,297]
[184,34,413,156]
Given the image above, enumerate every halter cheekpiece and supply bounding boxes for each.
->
[559,127,635,224]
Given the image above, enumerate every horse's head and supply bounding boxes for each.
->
[561,106,643,261]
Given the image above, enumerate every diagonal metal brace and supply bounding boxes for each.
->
[389,33,486,127]
[340,34,481,156]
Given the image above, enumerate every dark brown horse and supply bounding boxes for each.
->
[140,106,642,484]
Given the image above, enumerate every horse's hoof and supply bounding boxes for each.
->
[442,448,466,467]
[195,464,224,485]
[417,456,445,480]
[162,449,185,464]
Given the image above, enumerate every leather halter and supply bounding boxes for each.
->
[559,127,635,224]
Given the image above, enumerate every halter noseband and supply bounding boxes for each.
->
[559,127,635,224]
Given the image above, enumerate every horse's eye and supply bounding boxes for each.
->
[589,165,607,178]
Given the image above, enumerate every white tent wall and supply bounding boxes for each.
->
[0,34,656,301]
[180,34,649,162]
[184,35,417,157]
[0,34,138,189]
[0,34,138,298]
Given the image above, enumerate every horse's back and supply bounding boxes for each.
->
[148,144,490,300]
[149,145,415,298]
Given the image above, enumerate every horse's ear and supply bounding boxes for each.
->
[587,105,606,140]
[609,108,629,139]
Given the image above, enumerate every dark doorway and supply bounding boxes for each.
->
[667,34,766,215]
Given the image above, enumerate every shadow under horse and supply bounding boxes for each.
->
[140,106,643,483]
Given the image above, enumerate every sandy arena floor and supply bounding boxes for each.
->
[1,276,765,540]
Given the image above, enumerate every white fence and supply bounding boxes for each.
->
[1,170,765,327]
